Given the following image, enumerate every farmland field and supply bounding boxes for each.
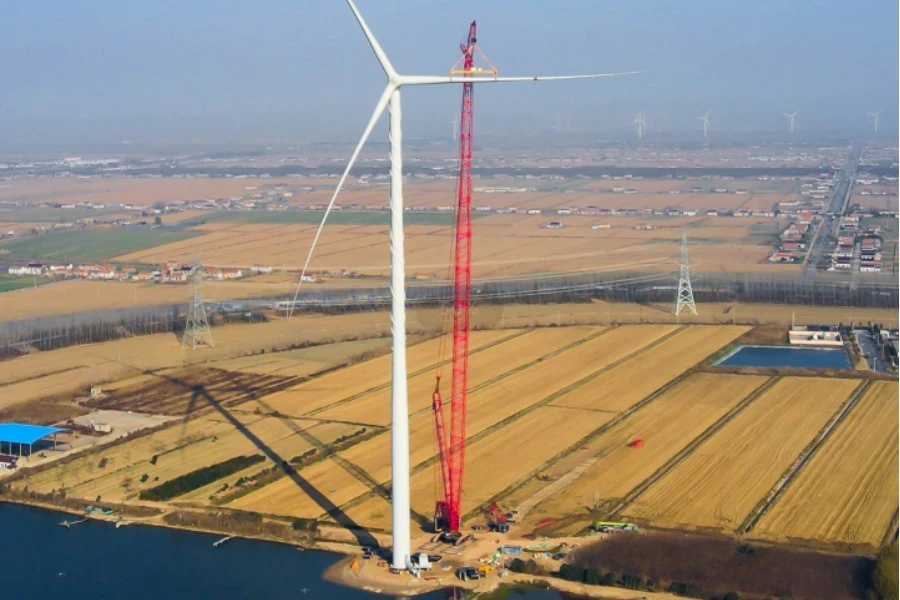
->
[349,405,615,531]
[751,381,899,547]
[333,325,673,487]
[258,329,516,418]
[3,322,895,552]
[518,373,770,531]
[621,377,860,532]
[311,326,606,425]
[0,228,201,262]
[550,325,749,412]
[110,215,781,278]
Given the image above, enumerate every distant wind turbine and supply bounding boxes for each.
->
[783,111,798,135]
[868,110,881,134]
[450,117,457,140]
[698,110,711,139]
[633,111,646,139]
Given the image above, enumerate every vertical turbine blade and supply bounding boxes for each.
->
[288,84,394,319]
[345,0,397,77]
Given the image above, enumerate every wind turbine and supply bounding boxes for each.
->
[783,110,798,135]
[450,117,457,140]
[698,110,711,139]
[287,0,638,571]
[633,110,646,139]
[868,110,881,134]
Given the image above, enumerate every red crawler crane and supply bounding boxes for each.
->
[432,21,496,538]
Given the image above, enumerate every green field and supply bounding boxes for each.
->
[0,276,53,293]
[0,207,126,223]
[180,210,476,226]
[0,228,200,262]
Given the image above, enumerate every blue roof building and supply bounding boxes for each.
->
[0,423,68,457]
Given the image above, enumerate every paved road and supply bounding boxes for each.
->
[804,146,860,277]
[854,329,889,374]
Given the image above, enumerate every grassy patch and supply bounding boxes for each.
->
[0,275,54,293]
[139,455,265,501]
[0,228,201,262]
[180,210,475,226]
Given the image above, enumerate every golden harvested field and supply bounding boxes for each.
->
[351,406,614,531]
[313,326,602,425]
[335,326,672,486]
[206,337,393,378]
[520,373,770,528]
[14,412,363,505]
[551,325,749,412]
[0,313,414,413]
[228,457,372,519]
[752,381,899,547]
[10,322,896,549]
[0,278,307,321]
[258,330,514,418]
[109,213,781,278]
[15,416,234,496]
[622,377,860,532]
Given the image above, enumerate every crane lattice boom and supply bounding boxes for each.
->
[433,20,477,535]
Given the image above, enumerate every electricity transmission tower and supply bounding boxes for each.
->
[182,268,213,349]
[674,231,697,317]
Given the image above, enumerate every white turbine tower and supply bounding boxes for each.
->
[868,110,881,134]
[288,0,638,571]
[698,109,711,139]
[784,110,798,135]
[633,110,646,139]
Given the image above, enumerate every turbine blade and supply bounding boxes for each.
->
[399,71,641,86]
[287,84,394,319]
[345,0,396,77]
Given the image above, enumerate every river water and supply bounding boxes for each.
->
[0,503,573,600]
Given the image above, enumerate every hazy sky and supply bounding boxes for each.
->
[2,0,897,145]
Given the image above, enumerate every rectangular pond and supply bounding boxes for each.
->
[716,345,852,370]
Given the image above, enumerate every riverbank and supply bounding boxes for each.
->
[0,502,462,600]
[2,495,666,599]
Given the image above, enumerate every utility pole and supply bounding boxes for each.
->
[674,231,698,317]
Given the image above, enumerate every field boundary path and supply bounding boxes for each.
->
[608,376,781,521]
[513,457,599,522]
[303,330,529,418]
[738,379,871,534]
[329,326,687,520]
